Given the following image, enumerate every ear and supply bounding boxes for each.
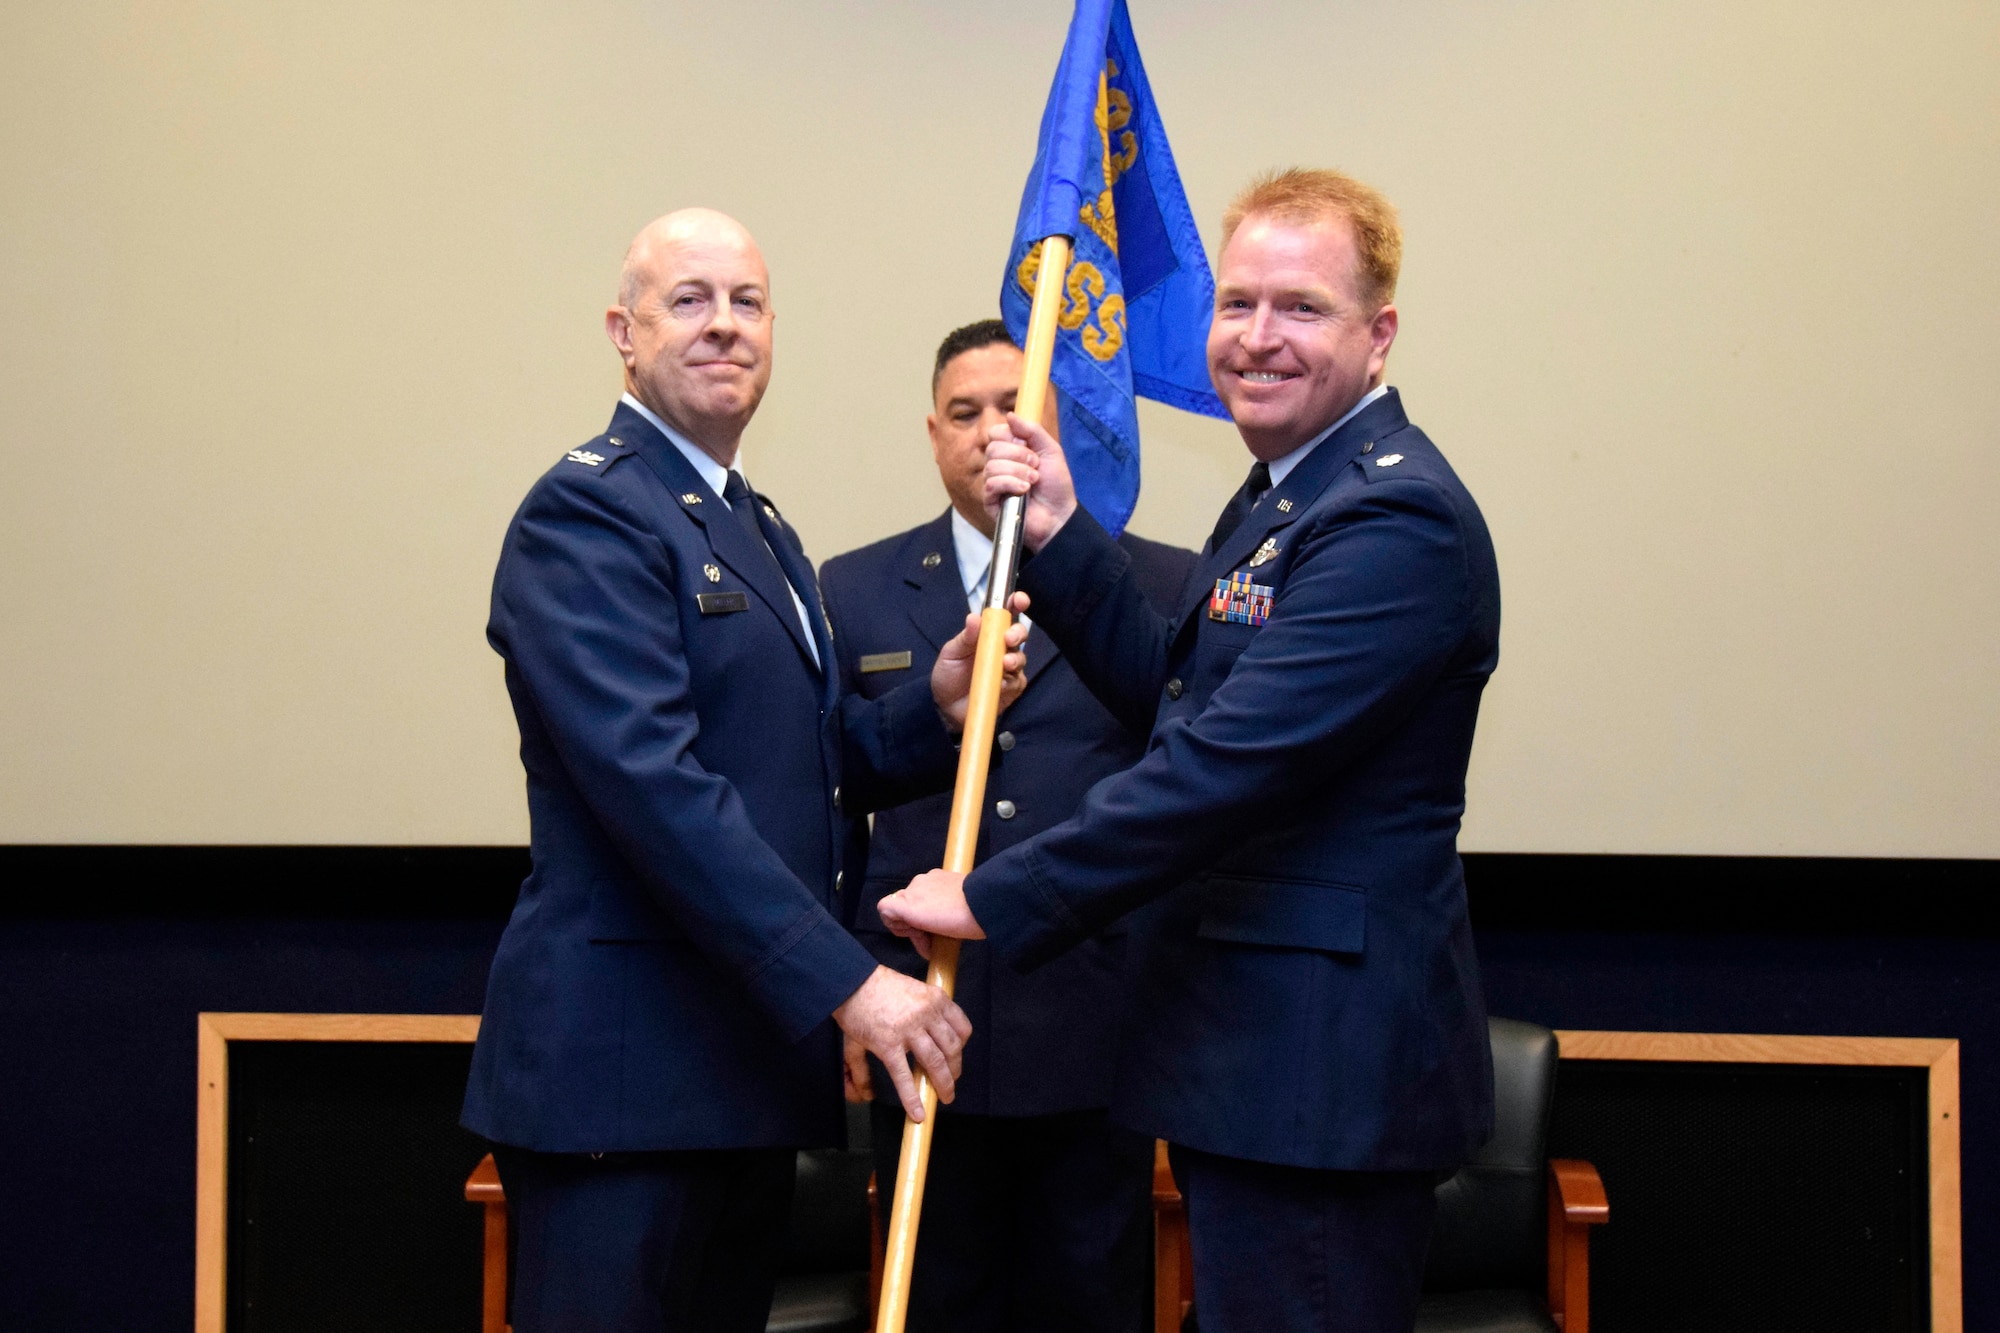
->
[1367,303,1399,380]
[605,306,636,363]
[926,411,946,466]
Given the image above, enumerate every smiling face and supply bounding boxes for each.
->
[927,339,1058,536]
[1206,213,1399,461]
[606,209,773,465]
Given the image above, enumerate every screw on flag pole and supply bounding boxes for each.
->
[872,3,1222,1329]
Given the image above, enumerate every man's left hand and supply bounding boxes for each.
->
[877,869,986,960]
[931,592,1032,730]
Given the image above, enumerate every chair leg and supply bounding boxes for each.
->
[1152,1140,1191,1333]
[1546,1158,1608,1333]
[466,1154,511,1333]
[868,1170,885,1322]
[481,1197,509,1333]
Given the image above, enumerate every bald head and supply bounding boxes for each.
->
[618,208,767,309]
[606,208,775,465]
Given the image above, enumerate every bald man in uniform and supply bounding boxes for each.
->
[464,210,1027,1333]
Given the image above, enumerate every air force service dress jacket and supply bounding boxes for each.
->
[464,402,957,1154]
[962,390,1501,1172]
[820,514,1195,1116]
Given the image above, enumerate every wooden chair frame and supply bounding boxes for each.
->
[193,1018,1962,1333]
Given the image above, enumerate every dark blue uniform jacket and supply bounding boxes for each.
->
[464,402,956,1153]
[820,514,1195,1116]
[963,390,1500,1171]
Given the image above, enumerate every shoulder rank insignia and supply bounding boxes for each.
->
[1375,453,1404,468]
[1210,573,1275,626]
[567,449,605,467]
[1248,537,1279,568]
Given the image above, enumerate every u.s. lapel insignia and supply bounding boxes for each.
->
[1247,537,1279,569]
[1275,498,1293,514]
[1375,454,1404,468]
[567,449,605,467]
[680,492,704,505]
[703,563,721,583]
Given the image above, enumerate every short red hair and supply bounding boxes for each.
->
[1221,168,1402,309]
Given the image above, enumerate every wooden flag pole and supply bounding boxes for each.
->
[873,232,1072,1333]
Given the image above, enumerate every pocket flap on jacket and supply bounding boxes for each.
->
[585,877,681,942]
[1195,876,1365,954]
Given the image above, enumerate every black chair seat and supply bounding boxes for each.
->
[767,1270,869,1333]
[1415,1288,1560,1333]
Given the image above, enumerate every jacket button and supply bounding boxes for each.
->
[995,799,1017,820]
[1165,678,1184,700]
[997,730,1016,752]
[831,785,842,812]
[833,871,844,895]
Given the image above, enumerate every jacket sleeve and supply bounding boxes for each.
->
[966,477,1475,970]
[1016,508,1177,736]
[494,474,877,1042]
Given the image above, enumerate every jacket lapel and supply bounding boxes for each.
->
[612,404,822,674]
[905,510,1063,690]
[904,513,976,652]
[1173,389,1412,632]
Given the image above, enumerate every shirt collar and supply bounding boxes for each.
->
[949,508,994,601]
[621,392,744,502]
[1264,384,1390,488]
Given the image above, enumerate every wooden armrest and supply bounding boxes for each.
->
[1152,1139,1182,1207]
[1546,1159,1606,1333]
[466,1153,505,1204]
[1549,1158,1608,1225]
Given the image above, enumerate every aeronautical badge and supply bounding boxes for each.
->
[1247,537,1279,569]
[566,449,605,467]
[1210,574,1275,626]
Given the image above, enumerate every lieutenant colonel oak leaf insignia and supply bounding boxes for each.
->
[566,448,605,468]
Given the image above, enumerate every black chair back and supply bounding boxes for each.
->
[1421,1018,1557,1293]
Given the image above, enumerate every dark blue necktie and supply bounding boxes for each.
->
[1208,460,1272,554]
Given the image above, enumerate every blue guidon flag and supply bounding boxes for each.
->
[1001,0,1227,538]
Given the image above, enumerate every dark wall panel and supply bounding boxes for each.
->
[0,849,1994,1331]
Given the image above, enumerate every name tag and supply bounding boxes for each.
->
[1209,575,1274,626]
[697,592,749,615]
[859,650,913,674]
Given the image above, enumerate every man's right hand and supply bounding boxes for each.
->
[984,411,1077,552]
[831,965,972,1121]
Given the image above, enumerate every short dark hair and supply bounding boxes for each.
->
[932,319,1018,394]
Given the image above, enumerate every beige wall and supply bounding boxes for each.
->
[2,0,1994,853]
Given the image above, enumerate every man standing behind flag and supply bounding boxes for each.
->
[821,319,1194,1333]
[880,170,1501,1333]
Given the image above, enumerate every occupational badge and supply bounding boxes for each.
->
[1247,538,1279,569]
